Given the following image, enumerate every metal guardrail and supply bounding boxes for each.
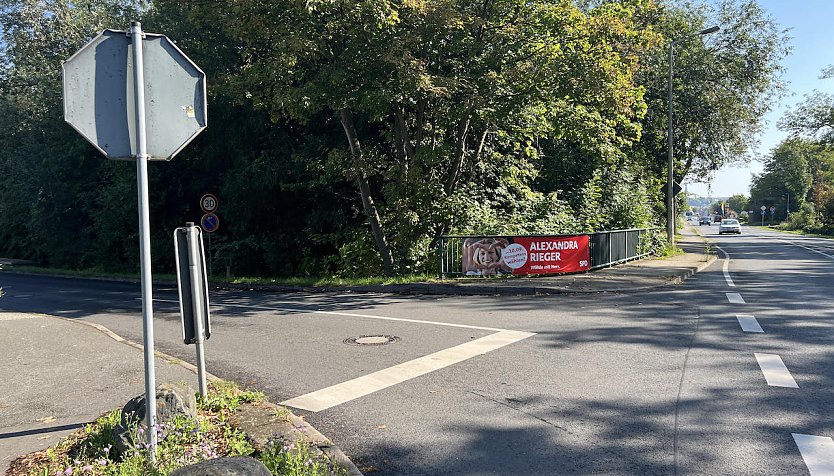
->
[439,228,655,278]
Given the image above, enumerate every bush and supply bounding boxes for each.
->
[782,202,822,231]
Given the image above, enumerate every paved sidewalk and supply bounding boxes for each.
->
[0,313,197,473]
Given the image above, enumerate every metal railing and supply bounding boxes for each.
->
[438,228,655,278]
[587,228,655,270]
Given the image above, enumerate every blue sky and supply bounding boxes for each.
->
[685,0,834,198]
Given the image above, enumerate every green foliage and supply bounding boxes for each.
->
[26,411,223,475]
[198,381,266,414]
[750,138,824,224]
[782,202,823,231]
[727,194,749,215]
[633,0,790,186]
[577,166,655,232]
[260,439,342,476]
[0,0,790,278]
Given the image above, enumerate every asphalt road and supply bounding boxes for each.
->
[2,226,833,474]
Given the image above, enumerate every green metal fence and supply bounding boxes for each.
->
[438,228,655,278]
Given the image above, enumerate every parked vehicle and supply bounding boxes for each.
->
[719,219,741,235]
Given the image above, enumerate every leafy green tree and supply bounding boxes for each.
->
[214,0,659,274]
[749,139,816,222]
[727,193,749,215]
[779,66,834,144]
[633,0,790,187]
[0,0,147,267]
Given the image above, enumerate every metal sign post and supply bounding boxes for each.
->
[187,225,209,397]
[63,21,207,463]
[129,22,158,461]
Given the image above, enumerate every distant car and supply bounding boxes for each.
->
[713,215,723,223]
[699,216,711,225]
[719,219,741,235]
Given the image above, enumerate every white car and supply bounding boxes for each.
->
[719,219,741,235]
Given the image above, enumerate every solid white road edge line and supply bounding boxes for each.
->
[726,292,745,304]
[773,237,834,260]
[792,433,834,476]
[754,353,799,388]
[714,245,735,287]
[736,314,763,333]
[281,330,536,412]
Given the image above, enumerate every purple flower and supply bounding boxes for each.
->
[64,468,74,475]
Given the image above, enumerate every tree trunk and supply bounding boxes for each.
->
[444,116,471,196]
[339,108,395,276]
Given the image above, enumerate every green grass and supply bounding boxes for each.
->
[227,274,440,287]
[747,224,834,240]
[11,381,341,476]
[198,380,266,414]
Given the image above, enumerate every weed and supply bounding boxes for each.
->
[11,380,343,476]
[260,439,346,476]
[198,381,265,414]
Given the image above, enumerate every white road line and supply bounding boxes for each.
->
[726,292,745,304]
[714,245,735,287]
[754,353,799,388]
[793,434,834,475]
[281,330,536,412]
[153,298,508,332]
[736,314,763,333]
[772,237,834,260]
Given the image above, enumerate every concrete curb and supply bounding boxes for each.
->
[45,314,362,475]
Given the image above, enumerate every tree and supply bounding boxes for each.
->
[633,0,790,186]
[779,65,834,144]
[212,0,659,274]
[0,1,147,267]
[749,139,816,222]
[727,193,749,215]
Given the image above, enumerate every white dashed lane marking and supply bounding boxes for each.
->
[726,292,745,304]
[755,353,799,388]
[793,434,834,475]
[736,315,763,333]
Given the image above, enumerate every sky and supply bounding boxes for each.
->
[685,0,834,198]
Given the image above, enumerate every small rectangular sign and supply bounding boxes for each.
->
[462,235,590,276]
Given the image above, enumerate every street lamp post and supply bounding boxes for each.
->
[786,192,790,219]
[667,26,720,247]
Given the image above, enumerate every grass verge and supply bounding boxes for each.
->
[7,381,346,476]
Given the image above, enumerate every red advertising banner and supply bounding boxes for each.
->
[462,235,590,276]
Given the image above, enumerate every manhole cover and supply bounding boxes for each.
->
[343,335,401,346]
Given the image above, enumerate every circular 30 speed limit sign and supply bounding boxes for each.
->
[200,193,218,213]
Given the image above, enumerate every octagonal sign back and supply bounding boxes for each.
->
[63,29,207,160]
